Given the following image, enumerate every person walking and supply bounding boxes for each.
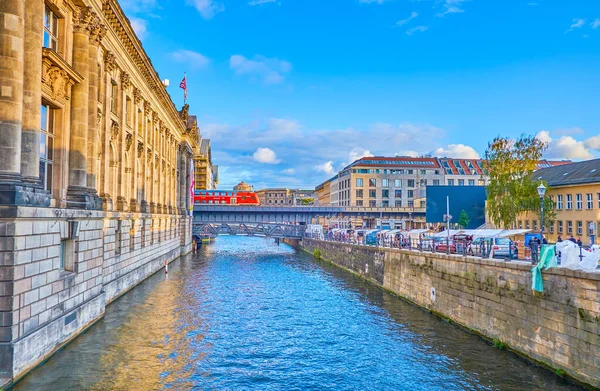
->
[577,237,583,247]
[530,236,541,264]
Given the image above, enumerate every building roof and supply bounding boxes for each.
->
[533,158,600,187]
[438,158,484,176]
[346,156,441,169]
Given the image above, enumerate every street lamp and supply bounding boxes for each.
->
[537,183,546,239]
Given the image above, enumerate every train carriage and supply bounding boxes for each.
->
[194,190,260,206]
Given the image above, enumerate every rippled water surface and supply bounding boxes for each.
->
[15,237,583,391]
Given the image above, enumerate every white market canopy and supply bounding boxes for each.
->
[433,229,532,239]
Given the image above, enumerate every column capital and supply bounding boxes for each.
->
[121,71,131,90]
[104,51,116,71]
[144,100,152,115]
[73,6,94,35]
[133,87,142,104]
[89,21,107,46]
[137,141,144,158]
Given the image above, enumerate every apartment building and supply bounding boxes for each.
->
[256,188,293,205]
[517,158,600,244]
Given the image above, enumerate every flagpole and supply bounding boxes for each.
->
[183,72,187,104]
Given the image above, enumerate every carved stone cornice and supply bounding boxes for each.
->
[133,87,142,104]
[104,51,116,71]
[121,72,131,90]
[101,0,188,132]
[143,101,151,115]
[152,112,160,125]
[110,120,120,142]
[41,48,83,103]
[125,133,133,151]
[137,141,144,158]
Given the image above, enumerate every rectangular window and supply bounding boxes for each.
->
[382,179,389,187]
[369,178,376,187]
[382,189,389,198]
[448,179,454,186]
[40,104,54,192]
[356,200,363,206]
[433,179,440,186]
[115,220,122,254]
[458,179,465,186]
[382,200,389,207]
[394,179,402,187]
[126,96,133,127]
[59,239,75,272]
[576,194,582,210]
[420,170,426,175]
[369,200,376,207]
[110,81,117,113]
[395,200,402,207]
[408,200,414,208]
[558,220,563,234]
[577,221,583,235]
[407,170,413,175]
[525,221,530,229]
[356,178,363,187]
[468,179,475,186]
[518,220,522,229]
[369,189,376,198]
[407,190,414,198]
[557,194,563,210]
[566,194,572,210]
[533,220,538,231]
[587,221,594,236]
[549,221,554,234]
[43,6,59,51]
[394,189,402,198]
[407,179,415,187]
[598,193,600,209]
[356,189,363,198]
[129,221,135,252]
[586,193,593,209]
[567,221,572,234]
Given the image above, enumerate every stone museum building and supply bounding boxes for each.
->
[0,0,200,386]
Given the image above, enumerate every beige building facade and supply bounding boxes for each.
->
[0,0,199,386]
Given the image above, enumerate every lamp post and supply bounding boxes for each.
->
[537,183,546,239]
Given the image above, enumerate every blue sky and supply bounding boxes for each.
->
[121,0,600,189]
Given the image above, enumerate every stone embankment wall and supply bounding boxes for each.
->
[300,238,600,389]
[0,207,193,388]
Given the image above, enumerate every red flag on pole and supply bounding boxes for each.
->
[179,74,187,102]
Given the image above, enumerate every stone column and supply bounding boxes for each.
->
[20,0,43,185]
[66,7,92,207]
[86,20,105,198]
[0,0,25,191]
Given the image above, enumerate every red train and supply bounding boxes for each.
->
[194,190,260,205]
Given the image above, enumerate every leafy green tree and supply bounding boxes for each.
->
[484,134,555,229]
[458,210,470,229]
[300,198,314,205]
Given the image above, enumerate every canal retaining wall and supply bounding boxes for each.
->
[300,238,600,389]
[0,206,193,388]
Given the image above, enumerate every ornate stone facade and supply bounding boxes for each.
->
[0,0,200,387]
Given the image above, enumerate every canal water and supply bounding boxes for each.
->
[14,237,583,391]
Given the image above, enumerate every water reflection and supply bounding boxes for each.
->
[14,237,584,391]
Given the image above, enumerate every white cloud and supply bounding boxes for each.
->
[129,17,148,40]
[566,18,586,33]
[315,161,336,175]
[170,50,210,68]
[584,135,600,151]
[431,144,480,159]
[253,147,280,164]
[406,26,428,35]
[436,0,467,17]
[282,168,296,175]
[396,12,418,26]
[592,18,600,29]
[230,54,292,84]
[536,130,594,160]
[248,0,276,5]
[185,0,224,19]
[348,148,373,163]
